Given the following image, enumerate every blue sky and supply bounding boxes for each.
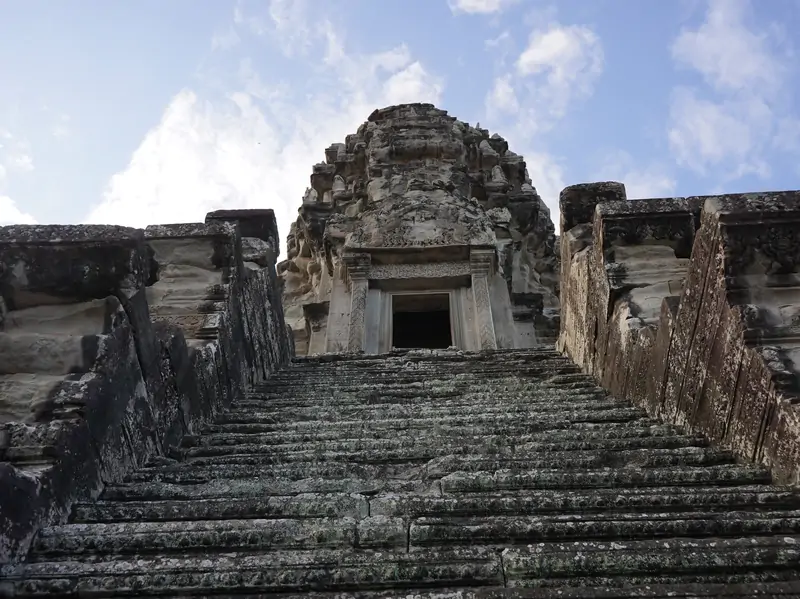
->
[1,0,799,250]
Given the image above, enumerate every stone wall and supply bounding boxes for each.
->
[558,183,800,484]
[0,211,293,563]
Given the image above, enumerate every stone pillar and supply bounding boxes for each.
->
[470,249,498,350]
[344,253,371,352]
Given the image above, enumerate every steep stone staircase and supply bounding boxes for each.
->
[4,348,800,597]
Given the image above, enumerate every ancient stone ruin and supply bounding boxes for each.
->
[2,103,800,596]
[278,104,560,355]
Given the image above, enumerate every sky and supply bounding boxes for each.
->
[1,0,800,254]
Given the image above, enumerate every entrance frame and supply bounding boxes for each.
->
[379,289,466,352]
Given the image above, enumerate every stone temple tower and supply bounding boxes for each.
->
[278,103,561,355]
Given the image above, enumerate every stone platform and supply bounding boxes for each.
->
[4,348,800,596]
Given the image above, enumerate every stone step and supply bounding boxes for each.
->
[140,448,735,485]
[184,424,700,449]
[173,443,730,471]
[254,373,596,389]
[371,486,800,518]
[206,399,637,425]
[5,547,505,596]
[439,464,772,493]
[101,477,434,501]
[216,406,637,429]
[33,516,408,557]
[214,409,648,433]
[128,460,416,483]
[200,420,688,440]
[241,389,608,412]
[102,465,770,502]
[72,486,800,524]
[259,369,584,387]
[275,355,571,373]
[276,367,591,380]
[408,510,800,547]
[41,584,796,599]
[501,536,800,585]
[141,438,711,481]
[8,538,800,596]
[34,510,800,559]
[246,380,607,399]
[72,493,370,523]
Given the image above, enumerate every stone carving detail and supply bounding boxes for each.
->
[278,103,560,353]
[344,254,370,352]
[369,262,471,281]
[470,249,498,350]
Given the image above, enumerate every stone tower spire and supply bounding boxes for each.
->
[278,103,560,355]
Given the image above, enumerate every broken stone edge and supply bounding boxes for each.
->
[0,212,293,564]
[558,183,800,485]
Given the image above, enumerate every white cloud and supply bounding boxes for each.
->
[0,195,36,226]
[485,21,603,136]
[671,0,781,92]
[448,0,519,15]
[4,152,33,172]
[517,24,602,83]
[668,87,771,177]
[485,75,518,115]
[483,17,604,230]
[383,62,444,105]
[523,151,566,219]
[667,0,795,181]
[211,26,240,51]
[235,0,313,57]
[594,150,677,200]
[773,117,800,152]
[485,31,511,49]
[0,132,34,174]
[84,3,443,256]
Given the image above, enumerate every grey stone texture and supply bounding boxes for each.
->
[3,349,800,596]
[0,212,293,565]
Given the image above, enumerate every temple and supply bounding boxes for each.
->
[2,103,800,596]
[278,104,560,355]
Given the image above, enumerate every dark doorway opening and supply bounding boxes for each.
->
[391,293,452,349]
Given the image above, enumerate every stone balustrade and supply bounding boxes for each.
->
[0,212,293,563]
[558,183,800,484]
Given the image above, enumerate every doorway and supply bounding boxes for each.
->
[391,293,452,349]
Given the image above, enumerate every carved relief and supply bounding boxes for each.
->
[370,262,471,280]
[470,249,498,350]
[344,253,371,352]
